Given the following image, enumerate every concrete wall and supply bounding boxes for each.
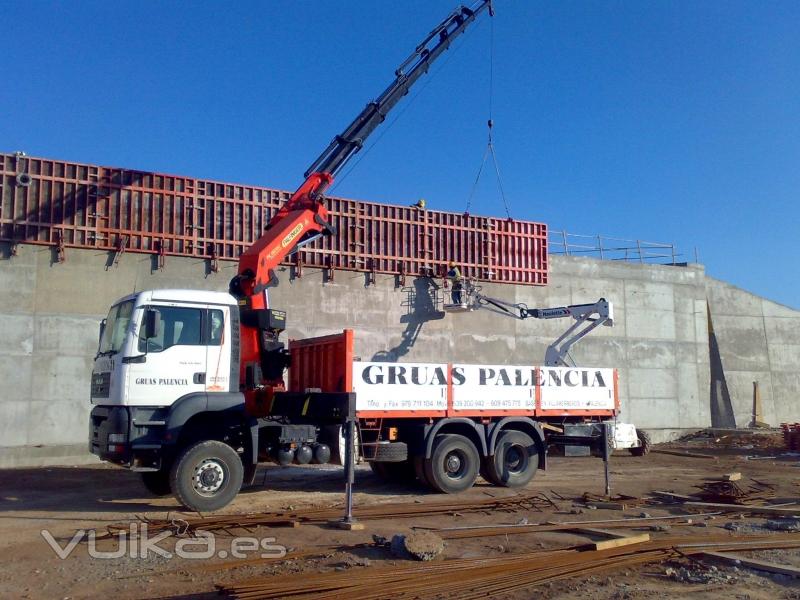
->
[0,241,797,467]
[706,277,800,427]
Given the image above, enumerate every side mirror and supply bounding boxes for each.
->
[144,309,160,340]
[96,319,107,357]
[98,318,107,348]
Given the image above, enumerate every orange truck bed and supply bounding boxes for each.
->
[288,330,619,420]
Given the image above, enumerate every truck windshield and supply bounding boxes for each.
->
[98,300,134,355]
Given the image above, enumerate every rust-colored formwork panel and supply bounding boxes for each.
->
[0,153,548,284]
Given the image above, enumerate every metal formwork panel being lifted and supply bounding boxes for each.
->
[0,153,548,285]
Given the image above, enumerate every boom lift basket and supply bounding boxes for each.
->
[442,280,482,313]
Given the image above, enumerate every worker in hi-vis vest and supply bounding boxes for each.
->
[446,261,463,304]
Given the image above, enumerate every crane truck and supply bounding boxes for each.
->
[89,0,646,512]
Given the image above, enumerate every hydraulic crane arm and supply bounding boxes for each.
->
[233,0,493,302]
[304,0,493,179]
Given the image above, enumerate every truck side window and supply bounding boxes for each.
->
[209,309,224,346]
[138,307,202,353]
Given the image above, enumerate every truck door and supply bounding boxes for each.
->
[125,304,207,406]
[204,305,232,393]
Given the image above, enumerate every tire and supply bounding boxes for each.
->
[371,442,408,463]
[423,434,479,494]
[629,429,652,457]
[170,440,244,512]
[485,430,539,488]
[140,470,172,496]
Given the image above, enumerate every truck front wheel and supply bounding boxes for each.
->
[140,470,172,496]
[169,440,244,512]
[423,434,479,494]
[484,430,538,488]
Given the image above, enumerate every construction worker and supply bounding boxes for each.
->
[446,261,463,305]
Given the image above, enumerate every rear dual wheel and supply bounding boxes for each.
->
[423,434,480,494]
[482,430,539,488]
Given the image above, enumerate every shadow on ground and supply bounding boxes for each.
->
[0,463,431,515]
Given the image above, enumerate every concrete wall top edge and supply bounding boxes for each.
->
[706,275,799,315]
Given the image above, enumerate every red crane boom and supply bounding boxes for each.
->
[230,1,493,413]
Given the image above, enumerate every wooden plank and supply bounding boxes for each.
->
[684,501,800,516]
[701,551,800,578]
[586,533,650,551]
[722,472,742,482]
[652,449,718,460]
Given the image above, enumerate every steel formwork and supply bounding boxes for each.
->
[0,153,548,284]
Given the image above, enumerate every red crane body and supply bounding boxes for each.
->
[236,172,334,304]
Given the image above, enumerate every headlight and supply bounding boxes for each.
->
[108,433,127,444]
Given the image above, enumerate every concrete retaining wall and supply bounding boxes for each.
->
[706,277,800,427]
[0,242,797,467]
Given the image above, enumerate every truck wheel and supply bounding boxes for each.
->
[140,470,172,496]
[170,440,244,512]
[629,429,652,457]
[423,434,479,494]
[485,430,538,488]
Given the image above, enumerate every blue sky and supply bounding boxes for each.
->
[2,1,798,308]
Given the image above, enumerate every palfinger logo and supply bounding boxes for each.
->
[40,524,287,560]
[281,223,304,248]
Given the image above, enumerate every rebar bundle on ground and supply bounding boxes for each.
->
[219,533,800,600]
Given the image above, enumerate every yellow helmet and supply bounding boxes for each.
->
[448,261,455,267]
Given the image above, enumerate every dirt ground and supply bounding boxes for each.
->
[2,431,800,600]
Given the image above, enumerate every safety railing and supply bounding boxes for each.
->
[548,230,690,264]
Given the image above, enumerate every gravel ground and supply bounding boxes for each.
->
[1,437,799,599]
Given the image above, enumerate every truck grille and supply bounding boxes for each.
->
[91,372,111,398]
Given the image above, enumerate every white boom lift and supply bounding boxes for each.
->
[444,283,649,455]
[444,283,613,367]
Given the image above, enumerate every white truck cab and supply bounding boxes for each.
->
[91,289,237,408]
[89,289,248,483]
